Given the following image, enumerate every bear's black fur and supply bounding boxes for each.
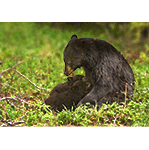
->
[64,35,135,107]
[44,75,92,112]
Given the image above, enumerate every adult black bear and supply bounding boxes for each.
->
[44,75,92,112]
[64,35,135,107]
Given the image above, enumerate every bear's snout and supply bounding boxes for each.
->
[64,64,74,76]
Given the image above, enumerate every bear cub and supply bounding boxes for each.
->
[44,75,92,112]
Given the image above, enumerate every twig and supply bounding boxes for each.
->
[6,71,16,95]
[43,100,53,112]
[0,119,24,127]
[0,97,36,107]
[0,83,22,98]
[0,61,23,78]
[13,69,50,91]
[0,83,25,117]
[113,116,118,127]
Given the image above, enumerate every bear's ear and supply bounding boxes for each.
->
[67,77,73,81]
[71,35,78,40]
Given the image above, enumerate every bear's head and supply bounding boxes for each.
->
[63,35,85,76]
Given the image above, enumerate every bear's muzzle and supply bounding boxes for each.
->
[64,64,74,76]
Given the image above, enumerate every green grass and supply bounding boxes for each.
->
[0,22,149,126]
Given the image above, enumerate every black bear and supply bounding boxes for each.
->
[44,75,92,112]
[64,35,135,107]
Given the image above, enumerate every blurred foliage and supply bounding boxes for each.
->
[36,22,149,62]
[37,22,149,41]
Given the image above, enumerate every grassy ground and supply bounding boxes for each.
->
[0,22,149,126]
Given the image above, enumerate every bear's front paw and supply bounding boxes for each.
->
[77,101,83,107]
[77,96,91,107]
[77,99,88,107]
